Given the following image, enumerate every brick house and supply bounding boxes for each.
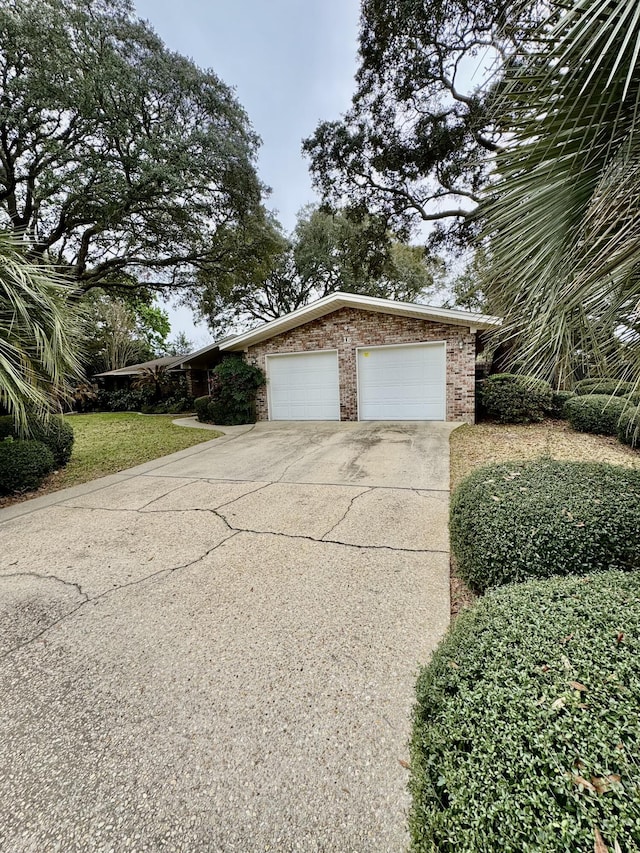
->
[215,292,501,424]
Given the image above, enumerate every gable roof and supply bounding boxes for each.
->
[220,291,502,352]
[94,354,185,378]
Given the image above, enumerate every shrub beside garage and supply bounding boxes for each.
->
[195,358,265,425]
[450,460,640,592]
[564,394,628,436]
[409,571,640,853]
[479,373,553,423]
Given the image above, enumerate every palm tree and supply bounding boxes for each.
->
[0,231,84,432]
[482,0,640,388]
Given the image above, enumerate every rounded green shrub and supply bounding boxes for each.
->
[549,389,575,419]
[450,460,640,592]
[410,571,640,853]
[574,378,634,397]
[618,405,640,449]
[0,439,55,493]
[194,395,213,423]
[0,415,74,466]
[479,373,553,423]
[564,394,628,436]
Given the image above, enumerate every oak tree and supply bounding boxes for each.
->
[0,0,263,293]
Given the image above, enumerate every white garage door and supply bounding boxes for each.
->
[267,351,340,420]
[358,342,446,420]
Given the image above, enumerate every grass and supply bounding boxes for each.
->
[448,419,640,614]
[0,413,222,506]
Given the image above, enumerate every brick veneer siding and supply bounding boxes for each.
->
[244,307,477,423]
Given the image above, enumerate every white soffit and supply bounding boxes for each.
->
[220,292,502,352]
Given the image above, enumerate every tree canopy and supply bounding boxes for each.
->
[190,206,445,335]
[303,0,544,248]
[79,289,172,374]
[0,0,263,293]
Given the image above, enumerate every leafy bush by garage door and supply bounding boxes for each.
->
[564,394,628,436]
[479,373,553,423]
[450,460,640,592]
[208,358,265,425]
[0,439,55,493]
[410,571,640,853]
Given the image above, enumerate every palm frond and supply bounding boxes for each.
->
[0,232,85,432]
[482,0,640,387]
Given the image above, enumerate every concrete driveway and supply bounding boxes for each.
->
[0,421,453,852]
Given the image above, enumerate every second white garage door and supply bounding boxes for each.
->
[267,350,340,420]
[357,342,446,420]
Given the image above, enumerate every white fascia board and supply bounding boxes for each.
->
[220,292,502,352]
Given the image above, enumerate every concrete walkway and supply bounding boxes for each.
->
[0,421,453,852]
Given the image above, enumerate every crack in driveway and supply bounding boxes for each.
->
[0,530,240,662]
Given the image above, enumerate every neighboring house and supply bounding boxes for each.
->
[94,346,227,398]
[93,354,187,388]
[95,292,501,423]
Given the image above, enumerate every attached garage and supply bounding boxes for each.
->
[357,342,446,421]
[267,351,339,421]
[218,292,501,424]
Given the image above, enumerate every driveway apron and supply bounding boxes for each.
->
[0,421,452,852]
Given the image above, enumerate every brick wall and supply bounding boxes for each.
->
[244,307,476,423]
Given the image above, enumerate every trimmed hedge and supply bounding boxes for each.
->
[574,378,634,397]
[450,460,640,592]
[549,389,575,419]
[0,439,55,493]
[618,405,640,449]
[479,373,553,423]
[0,415,74,466]
[564,394,628,436]
[410,571,640,852]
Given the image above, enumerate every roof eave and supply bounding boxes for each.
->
[220,292,502,351]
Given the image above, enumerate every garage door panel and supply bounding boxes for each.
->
[358,344,446,421]
[268,351,340,421]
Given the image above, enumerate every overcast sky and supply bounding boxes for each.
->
[133,0,361,343]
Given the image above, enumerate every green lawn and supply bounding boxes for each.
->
[4,413,223,503]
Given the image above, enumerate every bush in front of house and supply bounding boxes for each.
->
[0,439,55,493]
[140,394,194,415]
[0,415,74,466]
[478,373,553,423]
[409,570,640,853]
[564,393,628,436]
[194,395,213,423]
[207,357,265,425]
[573,378,634,397]
[450,460,640,592]
[95,387,154,412]
[618,404,640,449]
[548,389,575,419]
